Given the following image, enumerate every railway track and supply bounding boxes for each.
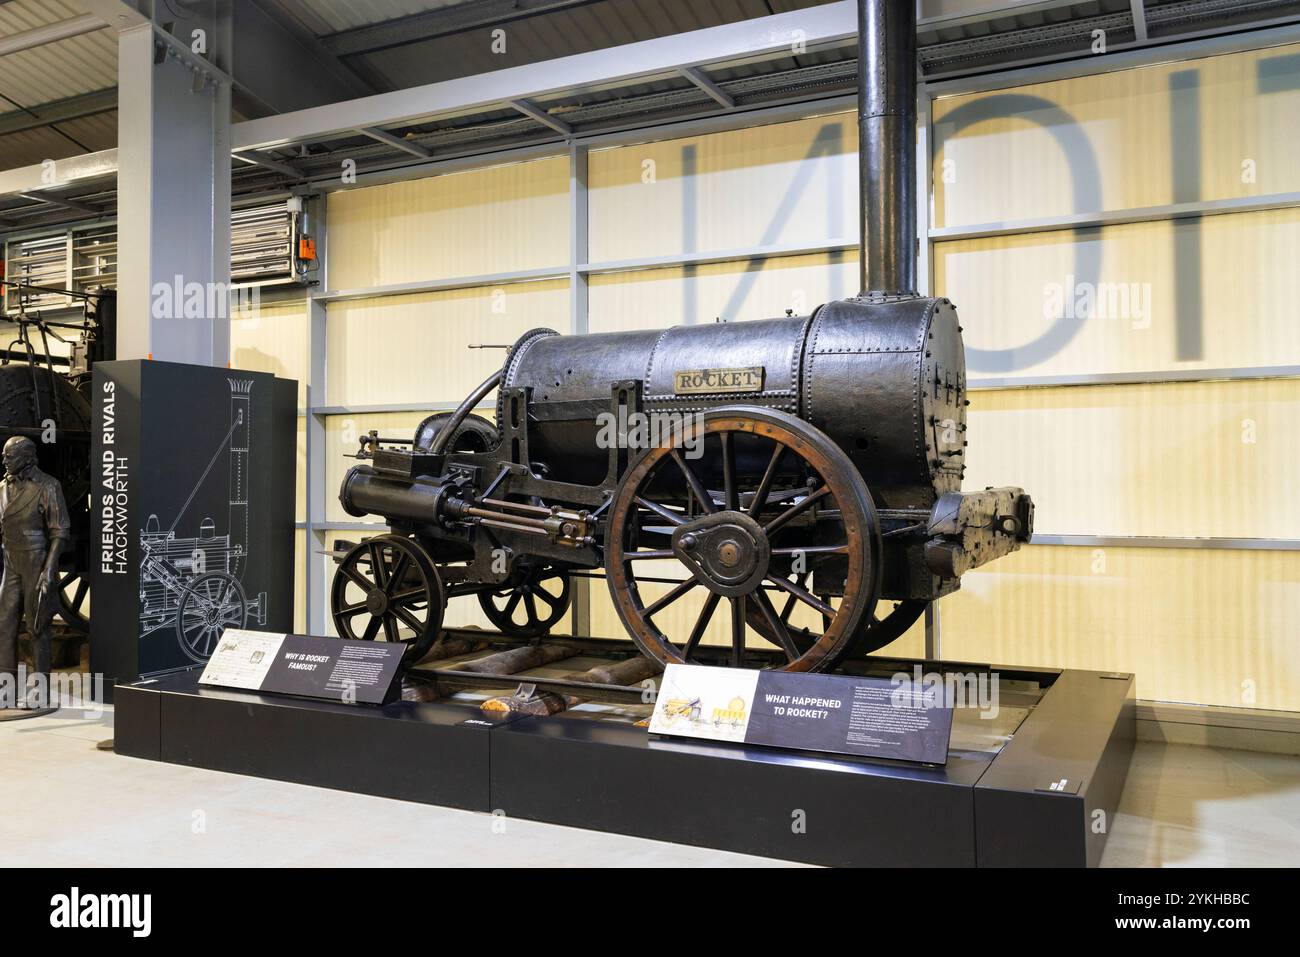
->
[403,625,1050,718]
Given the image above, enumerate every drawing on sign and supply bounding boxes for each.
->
[652,663,954,763]
[139,379,269,663]
[651,667,758,743]
[712,696,748,727]
[661,696,702,723]
[198,629,285,690]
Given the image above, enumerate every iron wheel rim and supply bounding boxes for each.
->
[605,408,880,673]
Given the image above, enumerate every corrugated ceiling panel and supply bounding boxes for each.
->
[0,0,117,112]
[49,109,118,150]
[0,0,98,36]
[0,126,84,168]
[303,0,476,33]
[0,111,117,169]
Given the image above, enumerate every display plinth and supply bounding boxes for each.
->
[115,669,516,811]
[113,663,1134,867]
[491,715,987,866]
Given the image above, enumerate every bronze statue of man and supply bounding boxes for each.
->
[0,435,69,709]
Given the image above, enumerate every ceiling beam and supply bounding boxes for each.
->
[0,87,118,136]
[0,151,117,199]
[233,2,857,152]
[509,98,571,135]
[917,0,1081,31]
[68,1,150,31]
[357,127,432,158]
[0,13,108,56]
[16,191,100,215]
[320,0,604,57]
[679,66,735,109]
[1130,0,1149,42]
[233,151,305,179]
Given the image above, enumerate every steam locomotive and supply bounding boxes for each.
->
[333,296,1032,673]
[329,0,1033,673]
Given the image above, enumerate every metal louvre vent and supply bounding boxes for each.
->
[231,201,297,284]
[72,223,117,292]
[0,200,305,315]
[3,234,72,312]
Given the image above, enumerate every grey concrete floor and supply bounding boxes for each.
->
[2,702,1297,867]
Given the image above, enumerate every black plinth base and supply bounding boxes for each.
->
[492,718,988,866]
[114,672,519,811]
[114,666,1134,866]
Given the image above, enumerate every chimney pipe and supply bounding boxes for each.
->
[858,0,917,297]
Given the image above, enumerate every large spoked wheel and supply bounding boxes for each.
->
[57,570,91,633]
[331,535,445,663]
[605,407,880,673]
[851,599,928,656]
[478,564,572,638]
[176,572,247,663]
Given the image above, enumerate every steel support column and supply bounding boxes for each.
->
[568,144,592,637]
[305,194,330,635]
[115,17,232,364]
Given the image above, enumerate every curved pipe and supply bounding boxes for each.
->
[429,370,503,454]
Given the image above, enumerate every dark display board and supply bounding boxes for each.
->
[650,663,953,764]
[90,360,296,685]
[197,630,405,705]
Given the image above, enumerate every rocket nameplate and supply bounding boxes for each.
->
[673,366,765,395]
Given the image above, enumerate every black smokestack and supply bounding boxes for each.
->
[858,0,917,296]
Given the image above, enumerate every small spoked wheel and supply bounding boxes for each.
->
[177,572,247,663]
[331,535,445,663]
[605,407,880,673]
[57,570,91,633]
[851,599,928,656]
[478,564,572,638]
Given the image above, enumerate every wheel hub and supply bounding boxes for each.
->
[366,588,389,615]
[672,510,769,597]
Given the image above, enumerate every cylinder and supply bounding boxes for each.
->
[340,467,442,526]
[858,0,917,296]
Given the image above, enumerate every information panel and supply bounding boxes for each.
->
[90,360,297,686]
[650,664,953,765]
[199,630,405,705]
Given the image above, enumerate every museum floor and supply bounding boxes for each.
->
[3,703,1298,867]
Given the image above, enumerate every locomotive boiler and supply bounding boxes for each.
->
[330,0,1034,673]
